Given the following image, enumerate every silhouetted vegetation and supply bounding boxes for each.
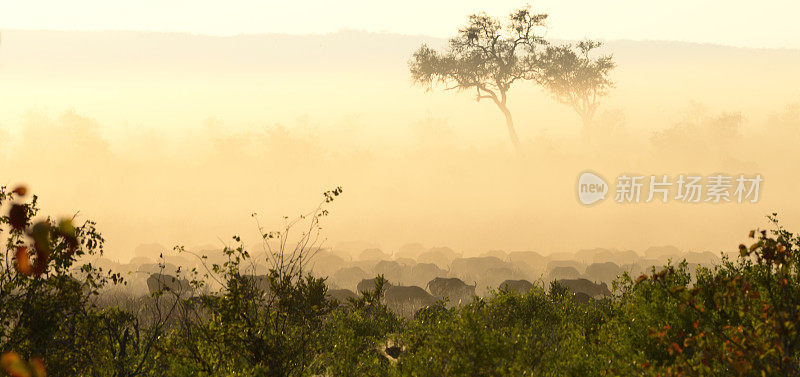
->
[409,6,615,150]
[535,40,615,129]
[1,186,798,376]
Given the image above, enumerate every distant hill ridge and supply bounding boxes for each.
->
[1,29,798,72]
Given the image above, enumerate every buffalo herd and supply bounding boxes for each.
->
[305,245,719,316]
[104,243,719,317]
[142,273,612,318]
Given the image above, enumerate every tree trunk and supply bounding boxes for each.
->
[578,105,597,131]
[501,106,521,152]
[493,99,521,152]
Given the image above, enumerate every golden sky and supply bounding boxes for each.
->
[0,2,799,261]
[2,0,798,48]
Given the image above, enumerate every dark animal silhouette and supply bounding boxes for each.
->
[373,260,404,283]
[147,273,191,296]
[359,248,391,261]
[585,262,622,284]
[397,243,425,259]
[548,266,581,280]
[498,279,534,295]
[508,251,546,266]
[308,251,347,279]
[357,278,392,294]
[327,288,358,304]
[332,266,368,290]
[417,247,460,268]
[547,260,584,271]
[482,267,514,289]
[556,278,611,298]
[426,277,475,306]
[410,262,447,287]
[384,285,435,315]
[450,256,511,281]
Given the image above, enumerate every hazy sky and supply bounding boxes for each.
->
[1,0,798,49]
[1,1,799,261]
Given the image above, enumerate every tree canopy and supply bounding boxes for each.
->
[410,8,617,148]
[409,7,547,151]
[535,40,616,128]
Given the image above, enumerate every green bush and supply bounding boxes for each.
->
[314,276,400,377]
[3,185,800,377]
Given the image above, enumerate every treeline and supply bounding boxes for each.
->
[0,186,798,376]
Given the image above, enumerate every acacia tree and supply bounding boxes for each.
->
[535,40,615,129]
[409,7,547,151]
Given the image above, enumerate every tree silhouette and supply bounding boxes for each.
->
[409,7,547,151]
[535,40,615,129]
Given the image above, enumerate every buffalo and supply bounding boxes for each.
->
[359,248,391,261]
[548,266,581,281]
[373,260,405,283]
[508,251,546,267]
[417,247,460,269]
[327,288,358,305]
[357,278,392,294]
[147,273,191,296]
[684,251,719,265]
[450,256,511,282]
[410,263,447,287]
[395,257,417,267]
[384,285,435,317]
[546,260,584,273]
[332,266,368,291]
[397,243,425,259]
[308,251,348,279]
[610,249,641,265]
[481,267,514,290]
[644,245,681,262]
[586,262,622,284]
[498,279,534,295]
[480,250,508,260]
[556,278,611,299]
[426,277,475,307]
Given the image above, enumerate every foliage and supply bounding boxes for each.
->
[409,6,547,150]
[409,7,617,148]
[163,187,342,376]
[0,186,134,376]
[626,214,800,376]
[3,184,800,377]
[313,275,400,377]
[535,40,616,128]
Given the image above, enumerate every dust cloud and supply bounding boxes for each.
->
[1,30,799,262]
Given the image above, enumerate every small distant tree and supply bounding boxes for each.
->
[409,7,548,151]
[535,40,615,129]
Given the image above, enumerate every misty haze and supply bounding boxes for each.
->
[1,3,800,376]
